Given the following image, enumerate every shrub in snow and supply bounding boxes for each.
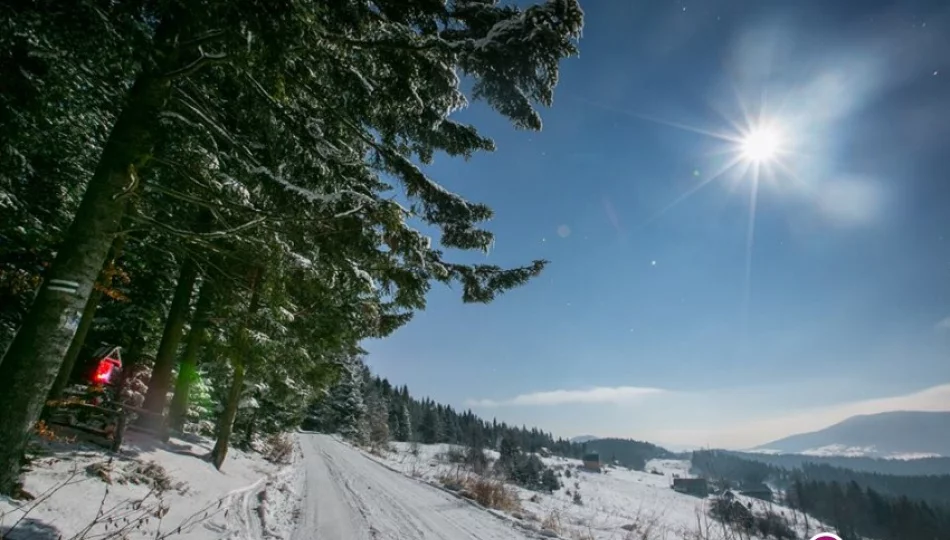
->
[496,442,560,492]
[463,476,520,512]
[572,490,583,505]
[440,446,467,464]
[710,497,754,531]
[119,363,151,409]
[263,433,295,465]
[754,511,796,540]
[510,454,545,489]
[540,468,560,493]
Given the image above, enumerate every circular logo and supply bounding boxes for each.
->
[809,534,842,540]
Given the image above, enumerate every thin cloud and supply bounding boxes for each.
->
[467,386,666,407]
[935,317,950,333]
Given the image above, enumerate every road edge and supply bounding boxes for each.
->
[331,437,566,540]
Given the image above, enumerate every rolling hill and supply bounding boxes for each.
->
[755,410,950,458]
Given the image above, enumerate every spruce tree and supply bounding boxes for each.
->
[398,403,413,442]
[326,357,367,441]
[420,405,442,444]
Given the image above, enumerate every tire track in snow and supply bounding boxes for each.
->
[294,434,531,540]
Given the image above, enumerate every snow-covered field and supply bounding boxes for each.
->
[0,432,301,540]
[364,442,827,540]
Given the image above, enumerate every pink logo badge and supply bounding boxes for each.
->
[808,534,842,540]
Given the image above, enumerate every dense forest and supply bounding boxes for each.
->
[733,450,950,476]
[695,450,950,539]
[787,479,950,540]
[692,450,950,507]
[302,357,584,454]
[0,0,584,494]
[302,357,672,471]
[583,438,674,471]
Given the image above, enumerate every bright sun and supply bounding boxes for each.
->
[740,125,783,163]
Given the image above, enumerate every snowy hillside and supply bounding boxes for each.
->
[361,441,830,540]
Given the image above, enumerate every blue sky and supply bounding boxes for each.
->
[365,0,950,449]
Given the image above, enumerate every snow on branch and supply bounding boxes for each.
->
[349,259,377,292]
[163,48,229,80]
[246,164,375,210]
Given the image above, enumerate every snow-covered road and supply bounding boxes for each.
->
[293,434,531,540]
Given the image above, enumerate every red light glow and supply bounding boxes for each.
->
[93,360,116,384]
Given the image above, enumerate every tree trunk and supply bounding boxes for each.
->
[211,360,245,471]
[140,257,199,421]
[211,267,263,471]
[47,235,126,402]
[0,70,173,493]
[167,279,215,432]
[141,207,212,422]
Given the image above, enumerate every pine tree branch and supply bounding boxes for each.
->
[149,157,217,190]
[144,183,232,223]
[163,48,229,80]
[128,214,266,241]
[181,29,226,47]
[317,32,459,52]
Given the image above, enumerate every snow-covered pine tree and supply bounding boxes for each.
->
[184,369,215,435]
[398,403,413,442]
[365,387,390,446]
[420,404,442,444]
[326,357,367,441]
[388,400,401,439]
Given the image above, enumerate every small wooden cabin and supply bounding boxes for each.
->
[672,477,709,497]
[740,484,774,502]
[582,452,601,471]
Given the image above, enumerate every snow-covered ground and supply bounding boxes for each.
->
[13,431,832,540]
[0,431,301,540]
[364,441,829,540]
[295,434,534,539]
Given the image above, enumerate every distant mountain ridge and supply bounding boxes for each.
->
[755,410,950,458]
[570,435,599,443]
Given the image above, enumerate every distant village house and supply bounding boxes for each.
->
[582,452,601,472]
[739,483,773,502]
[672,477,709,497]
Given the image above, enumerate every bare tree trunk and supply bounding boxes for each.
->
[140,257,199,421]
[0,68,174,493]
[211,267,263,470]
[47,235,126,402]
[167,279,215,432]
